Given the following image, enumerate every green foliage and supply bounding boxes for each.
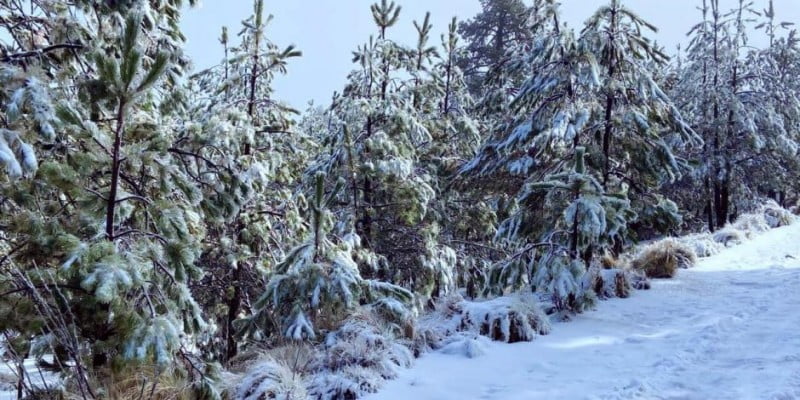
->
[242,172,413,341]
[1,0,798,397]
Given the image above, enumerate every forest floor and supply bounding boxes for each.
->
[368,222,800,400]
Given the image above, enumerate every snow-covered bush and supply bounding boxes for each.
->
[317,315,413,378]
[460,293,551,342]
[679,233,723,258]
[713,226,745,247]
[307,311,413,399]
[438,334,491,359]
[714,203,795,248]
[308,366,384,400]
[631,239,697,278]
[229,357,308,400]
[759,200,796,228]
[414,292,551,354]
[732,213,771,238]
[587,267,634,299]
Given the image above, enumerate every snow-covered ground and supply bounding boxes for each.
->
[0,357,59,400]
[368,222,800,400]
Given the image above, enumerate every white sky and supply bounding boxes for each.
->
[181,0,800,108]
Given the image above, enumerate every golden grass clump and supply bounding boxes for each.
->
[600,252,620,269]
[631,238,697,278]
[65,364,195,400]
[590,267,633,299]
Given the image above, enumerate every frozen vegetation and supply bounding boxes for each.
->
[369,220,800,400]
[1,0,800,398]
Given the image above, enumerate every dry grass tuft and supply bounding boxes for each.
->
[679,233,722,258]
[67,364,194,400]
[590,267,633,299]
[226,354,308,400]
[600,252,620,269]
[731,213,770,238]
[631,238,697,278]
[713,226,745,247]
[760,200,796,228]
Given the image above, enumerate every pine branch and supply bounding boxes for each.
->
[115,195,151,205]
[0,284,87,298]
[1,43,83,63]
[0,242,27,269]
[112,229,167,244]
[257,209,286,217]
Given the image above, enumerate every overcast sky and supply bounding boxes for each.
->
[181,0,800,108]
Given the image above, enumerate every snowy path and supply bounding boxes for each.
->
[369,223,800,400]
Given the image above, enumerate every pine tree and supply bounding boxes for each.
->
[1,2,221,397]
[241,172,412,341]
[457,0,533,96]
[748,0,800,206]
[184,0,304,361]
[307,2,454,305]
[669,0,800,230]
[462,0,696,310]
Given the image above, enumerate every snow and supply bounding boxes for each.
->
[367,222,800,400]
[0,357,60,399]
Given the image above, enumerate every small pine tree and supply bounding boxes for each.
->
[241,172,413,341]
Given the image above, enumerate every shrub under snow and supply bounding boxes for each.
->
[586,267,634,299]
[230,356,309,400]
[414,292,551,354]
[307,311,413,400]
[712,226,745,247]
[631,238,697,278]
[731,213,771,238]
[759,200,796,228]
[678,233,723,258]
[438,334,491,359]
[709,202,795,248]
[230,310,414,400]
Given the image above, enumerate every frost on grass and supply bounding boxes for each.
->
[438,334,491,359]
[713,226,746,247]
[306,310,413,400]
[414,292,551,354]
[631,238,697,278]
[759,200,796,228]
[230,356,308,400]
[586,267,638,299]
[732,213,771,238]
[678,233,723,258]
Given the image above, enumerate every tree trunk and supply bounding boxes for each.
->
[228,15,262,360]
[602,6,618,189]
[105,99,126,240]
[602,94,614,189]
